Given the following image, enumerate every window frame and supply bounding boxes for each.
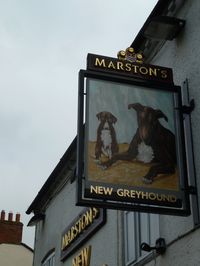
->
[123,211,159,266]
[41,248,55,266]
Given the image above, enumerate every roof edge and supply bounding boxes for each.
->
[131,0,172,51]
[130,0,185,61]
[26,137,77,214]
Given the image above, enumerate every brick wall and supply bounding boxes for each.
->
[0,210,23,244]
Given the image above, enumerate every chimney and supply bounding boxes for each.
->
[16,213,20,223]
[1,210,5,221]
[8,212,13,221]
[0,210,23,244]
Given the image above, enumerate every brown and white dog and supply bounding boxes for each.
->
[95,111,119,160]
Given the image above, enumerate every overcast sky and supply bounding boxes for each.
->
[0,0,157,247]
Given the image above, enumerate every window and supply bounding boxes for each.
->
[124,212,159,265]
[42,250,55,266]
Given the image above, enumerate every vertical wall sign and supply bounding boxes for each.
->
[61,208,106,261]
[77,51,191,216]
[72,246,91,266]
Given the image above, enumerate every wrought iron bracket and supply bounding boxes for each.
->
[140,238,166,255]
[178,99,195,114]
[184,186,197,195]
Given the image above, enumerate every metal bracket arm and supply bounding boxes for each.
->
[184,186,197,195]
[178,99,195,114]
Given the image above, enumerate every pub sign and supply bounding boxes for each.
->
[61,207,106,261]
[77,50,190,216]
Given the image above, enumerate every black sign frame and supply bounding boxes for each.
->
[76,69,190,216]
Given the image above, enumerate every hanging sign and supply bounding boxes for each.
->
[77,50,190,216]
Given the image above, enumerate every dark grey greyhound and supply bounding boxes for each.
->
[100,103,176,184]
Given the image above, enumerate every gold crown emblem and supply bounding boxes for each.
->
[117,47,143,64]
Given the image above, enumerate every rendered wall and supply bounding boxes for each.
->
[144,0,200,265]
[0,244,33,266]
[33,178,123,266]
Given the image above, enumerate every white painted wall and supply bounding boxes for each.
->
[33,179,123,266]
[0,244,33,266]
[143,0,200,265]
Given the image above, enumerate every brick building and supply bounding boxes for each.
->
[0,210,33,266]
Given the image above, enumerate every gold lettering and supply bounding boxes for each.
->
[141,191,149,199]
[62,236,66,250]
[157,194,163,201]
[62,237,65,250]
[123,189,130,197]
[161,70,168,79]
[82,209,92,228]
[170,195,177,202]
[117,61,124,70]
[62,232,71,250]
[74,253,81,266]
[132,65,140,73]
[135,190,142,198]
[161,194,171,202]
[116,188,177,204]
[98,186,104,194]
[95,58,106,68]
[72,246,91,266]
[78,219,82,234]
[125,63,132,72]
[130,190,136,198]
[117,189,123,197]
[70,226,75,241]
[93,56,170,82]
[149,67,157,76]
[90,185,98,194]
[92,208,99,219]
[72,257,77,266]
[90,185,113,195]
[82,246,92,266]
[80,214,86,231]
[139,66,148,75]
[103,186,113,195]
[62,207,100,251]
[107,61,116,69]
[149,192,156,200]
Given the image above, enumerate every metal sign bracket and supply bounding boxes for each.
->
[182,79,200,225]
